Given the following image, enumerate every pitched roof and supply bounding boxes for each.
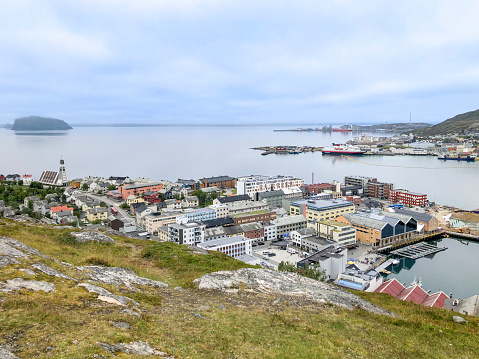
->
[395,208,434,223]
[397,285,429,304]
[422,291,449,308]
[51,205,73,213]
[375,278,405,297]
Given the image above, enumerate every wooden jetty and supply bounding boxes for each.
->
[390,242,447,260]
[445,231,479,242]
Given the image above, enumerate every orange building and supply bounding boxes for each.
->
[118,182,163,200]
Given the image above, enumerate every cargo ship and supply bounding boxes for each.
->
[437,155,477,162]
[321,144,365,155]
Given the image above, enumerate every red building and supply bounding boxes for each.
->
[142,190,162,204]
[0,174,5,181]
[389,189,427,207]
[305,183,334,194]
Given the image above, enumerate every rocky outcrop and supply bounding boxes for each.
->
[0,345,20,359]
[31,263,76,281]
[78,283,139,306]
[0,255,19,269]
[0,278,56,293]
[77,266,168,288]
[97,341,171,357]
[0,236,46,258]
[194,268,395,316]
[71,231,114,243]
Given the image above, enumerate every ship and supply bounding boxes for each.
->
[321,143,365,155]
[437,155,477,162]
[332,128,353,132]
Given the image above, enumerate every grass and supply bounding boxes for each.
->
[0,219,479,358]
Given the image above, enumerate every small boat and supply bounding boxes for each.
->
[411,276,422,287]
[392,259,400,265]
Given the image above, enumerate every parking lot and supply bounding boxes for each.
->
[251,242,304,269]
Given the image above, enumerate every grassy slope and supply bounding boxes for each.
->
[0,220,478,358]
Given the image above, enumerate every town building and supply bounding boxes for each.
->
[144,211,183,235]
[335,264,383,292]
[86,208,108,222]
[257,190,285,210]
[22,174,33,186]
[232,210,276,225]
[389,189,428,207]
[304,183,334,194]
[393,208,439,232]
[309,219,357,247]
[213,194,252,206]
[228,201,270,216]
[297,245,348,281]
[290,197,355,222]
[271,215,307,239]
[118,182,163,200]
[198,175,236,189]
[290,227,317,248]
[208,204,229,218]
[236,175,304,199]
[181,207,217,222]
[39,159,68,186]
[344,175,377,192]
[335,210,417,248]
[168,217,205,245]
[142,191,162,204]
[368,182,393,199]
[198,235,252,258]
[181,196,199,209]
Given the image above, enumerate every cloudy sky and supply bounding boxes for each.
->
[1,0,478,125]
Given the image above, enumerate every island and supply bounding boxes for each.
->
[10,116,72,131]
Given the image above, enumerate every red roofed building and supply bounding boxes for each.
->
[50,205,73,218]
[305,183,334,194]
[397,285,429,304]
[375,278,405,297]
[422,292,449,308]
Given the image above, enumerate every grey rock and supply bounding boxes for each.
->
[77,266,168,288]
[110,321,131,329]
[0,255,19,269]
[98,341,170,356]
[31,263,76,281]
[199,305,210,310]
[120,308,141,317]
[0,236,45,258]
[173,286,184,291]
[272,297,284,305]
[453,315,467,323]
[0,345,20,359]
[191,313,205,319]
[18,268,36,276]
[194,268,395,316]
[71,231,114,243]
[217,305,226,309]
[78,283,139,306]
[0,278,55,293]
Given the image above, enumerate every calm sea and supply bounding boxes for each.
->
[0,125,478,210]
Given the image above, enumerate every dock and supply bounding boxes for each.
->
[390,242,447,260]
[374,259,395,272]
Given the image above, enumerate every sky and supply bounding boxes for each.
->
[1,0,479,125]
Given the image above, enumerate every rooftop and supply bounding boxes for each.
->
[198,235,251,248]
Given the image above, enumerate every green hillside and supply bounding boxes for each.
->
[0,221,478,358]
[10,116,72,131]
[418,109,479,136]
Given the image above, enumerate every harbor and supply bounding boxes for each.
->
[390,242,447,260]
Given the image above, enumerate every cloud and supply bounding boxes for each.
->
[0,0,479,124]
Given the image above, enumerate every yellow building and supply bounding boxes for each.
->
[86,208,109,222]
[290,198,355,222]
[126,195,145,206]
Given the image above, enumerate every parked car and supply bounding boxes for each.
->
[258,242,265,246]
[267,253,276,257]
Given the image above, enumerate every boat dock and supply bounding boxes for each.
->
[390,242,447,260]
[374,259,395,272]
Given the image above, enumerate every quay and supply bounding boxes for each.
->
[445,231,479,241]
[390,242,447,260]
[377,231,444,254]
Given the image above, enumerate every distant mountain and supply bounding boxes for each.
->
[417,109,479,136]
[10,116,72,131]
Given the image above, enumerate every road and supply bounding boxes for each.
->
[76,191,133,223]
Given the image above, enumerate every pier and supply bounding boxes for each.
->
[445,231,479,242]
[390,242,447,260]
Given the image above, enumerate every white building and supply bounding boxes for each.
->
[22,174,33,186]
[208,204,229,218]
[198,235,252,258]
[236,175,304,199]
[168,217,205,245]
